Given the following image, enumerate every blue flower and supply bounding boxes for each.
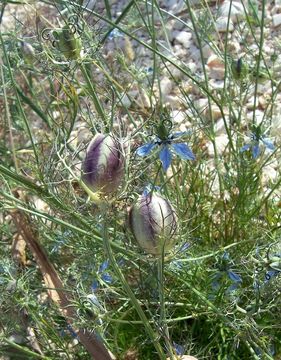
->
[136,132,195,172]
[173,342,184,356]
[240,126,275,159]
[108,28,123,40]
[91,259,113,291]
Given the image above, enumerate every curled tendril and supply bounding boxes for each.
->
[256,264,264,273]
[41,28,53,41]
[265,273,271,281]
[68,13,84,35]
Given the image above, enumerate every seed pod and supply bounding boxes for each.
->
[21,42,35,64]
[231,57,248,80]
[129,192,178,256]
[53,26,82,60]
[81,133,124,195]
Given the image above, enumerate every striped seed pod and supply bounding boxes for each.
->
[129,192,178,256]
[81,133,125,196]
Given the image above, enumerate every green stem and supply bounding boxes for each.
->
[3,339,52,360]
[157,256,175,359]
[80,63,108,128]
[102,216,166,359]
[252,0,266,125]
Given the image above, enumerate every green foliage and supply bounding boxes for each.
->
[0,0,280,359]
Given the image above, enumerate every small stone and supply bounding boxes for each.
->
[9,334,26,344]
[207,55,225,80]
[219,1,246,23]
[272,13,281,27]
[194,98,208,112]
[173,44,188,58]
[119,93,131,108]
[164,94,181,107]
[262,165,277,186]
[160,77,173,97]
[209,79,225,90]
[215,17,234,32]
[246,96,256,110]
[271,113,281,140]
[202,43,214,59]
[189,45,201,61]
[166,355,198,360]
[214,117,230,135]
[207,134,229,157]
[246,109,264,123]
[171,110,186,124]
[173,30,193,48]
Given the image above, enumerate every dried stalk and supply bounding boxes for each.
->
[11,207,114,360]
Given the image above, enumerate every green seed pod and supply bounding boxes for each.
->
[53,26,82,60]
[231,57,248,80]
[21,42,36,65]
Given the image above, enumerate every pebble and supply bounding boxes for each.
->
[215,17,234,32]
[204,106,224,121]
[262,165,278,185]
[271,113,281,140]
[207,134,229,157]
[202,43,214,59]
[160,77,173,97]
[207,55,225,80]
[219,1,246,23]
[171,110,186,124]
[173,30,193,48]
[214,117,230,134]
[272,13,281,27]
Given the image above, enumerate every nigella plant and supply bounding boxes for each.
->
[136,116,195,172]
[240,124,275,159]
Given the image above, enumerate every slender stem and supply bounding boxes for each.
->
[3,339,52,360]
[252,0,266,125]
[80,63,108,128]
[157,256,175,359]
[102,215,166,359]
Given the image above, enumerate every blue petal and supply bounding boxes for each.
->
[265,270,279,283]
[159,145,172,172]
[143,184,161,196]
[171,143,195,160]
[101,273,113,283]
[173,342,184,356]
[262,138,275,151]
[252,144,260,158]
[240,144,251,152]
[99,259,109,272]
[136,142,156,157]
[91,279,99,291]
[226,283,239,293]
[227,271,242,283]
[179,242,190,252]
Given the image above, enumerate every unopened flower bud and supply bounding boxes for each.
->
[53,26,82,60]
[21,41,35,64]
[81,133,124,196]
[129,192,178,256]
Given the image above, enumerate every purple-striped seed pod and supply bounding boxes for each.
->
[81,133,124,195]
[129,192,178,256]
